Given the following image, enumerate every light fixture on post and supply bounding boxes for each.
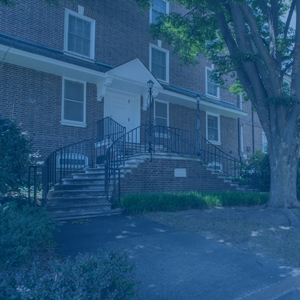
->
[196,94,202,158]
[147,80,154,161]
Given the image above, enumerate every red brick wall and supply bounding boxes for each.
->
[120,156,236,194]
[0,0,264,162]
[0,63,102,160]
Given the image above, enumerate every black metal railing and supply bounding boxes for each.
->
[104,124,265,191]
[29,119,268,208]
[28,165,47,207]
[97,116,126,143]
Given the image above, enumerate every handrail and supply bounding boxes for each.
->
[28,120,267,207]
[97,117,126,143]
[104,124,264,191]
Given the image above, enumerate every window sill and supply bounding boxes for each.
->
[63,51,95,63]
[205,94,220,101]
[157,79,169,85]
[208,140,221,145]
[61,121,87,128]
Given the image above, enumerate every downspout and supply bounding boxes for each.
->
[252,105,255,154]
[237,94,242,162]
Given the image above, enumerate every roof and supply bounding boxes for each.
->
[0,33,113,73]
[160,82,244,113]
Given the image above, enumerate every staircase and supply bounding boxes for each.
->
[46,165,123,221]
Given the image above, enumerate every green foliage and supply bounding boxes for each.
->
[0,250,139,300]
[0,202,57,269]
[121,191,268,214]
[0,0,75,6]
[0,116,32,196]
[239,151,270,192]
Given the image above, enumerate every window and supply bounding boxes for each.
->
[150,0,169,24]
[154,100,169,127]
[150,45,169,82]
[64,9,95,59]
[262,132,268,153]
[62,79,86,126]
[206,114,220,143]
[206,67,220,98]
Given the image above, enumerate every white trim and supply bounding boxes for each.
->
[64,9,96,60]
[262,131,268,153]
[78,5,85,15]
[61,77,87,127]
[149,0,169,24]
[0,44,105,83]
[158,87,247,118]
[240,123,244,152]
[149,43,169,83]
[206,66,220,99]
[206,112,221,144]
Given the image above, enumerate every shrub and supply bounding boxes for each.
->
[0,250,139,300]
[240,151,270,192]
[0,116,32,196]
[0,202,57,269]
[121,191,268,214]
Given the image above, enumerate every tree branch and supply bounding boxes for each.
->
[239,2,278,85]
[281,61,294,77]
[284,0,296,42]
[182,7,197,19]
[291,0,300,98]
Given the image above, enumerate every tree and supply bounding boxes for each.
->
[134,0,300,209]
[0,116,32,196]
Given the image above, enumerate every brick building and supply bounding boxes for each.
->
[0,0,266,198]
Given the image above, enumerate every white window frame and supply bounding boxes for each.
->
[206,66,220,99]
[61,77,87,127]
[206,113,221,144]
[154,99,169,125]
[240,124,244,152]
[64,9,96,60]
[262,131,268,153]
[149,44,169,83]
[154,99,169,138]
[150,0,169,24]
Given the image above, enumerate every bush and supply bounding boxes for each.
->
[0,250,139,300]
[121,191,269,214]
[239,151,270,192]
[0,202,57,269]
[0,116,32,196]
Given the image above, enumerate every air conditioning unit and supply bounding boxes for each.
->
[56,153,88,169]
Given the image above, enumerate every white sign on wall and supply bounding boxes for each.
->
[174,168,187,177]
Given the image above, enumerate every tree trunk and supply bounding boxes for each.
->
[268,137,300,208]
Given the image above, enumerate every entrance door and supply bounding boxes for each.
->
[104,91,140,142]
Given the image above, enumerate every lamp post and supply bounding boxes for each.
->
[147,80,154,159]
[196,94,201,157]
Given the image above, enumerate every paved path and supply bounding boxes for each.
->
[54,214,300,300]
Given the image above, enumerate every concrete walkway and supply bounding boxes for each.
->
[54,214,300,300]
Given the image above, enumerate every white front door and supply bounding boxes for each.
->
[104,91,140,142]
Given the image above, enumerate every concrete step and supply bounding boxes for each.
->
[62,178,104,185]
[72,173,105,179]
[53,184,105,191]
[48,190,106,198]
[48,208,124,221]
[47,202,111,213]
[84,170,106,175]
[47,196,109,206]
